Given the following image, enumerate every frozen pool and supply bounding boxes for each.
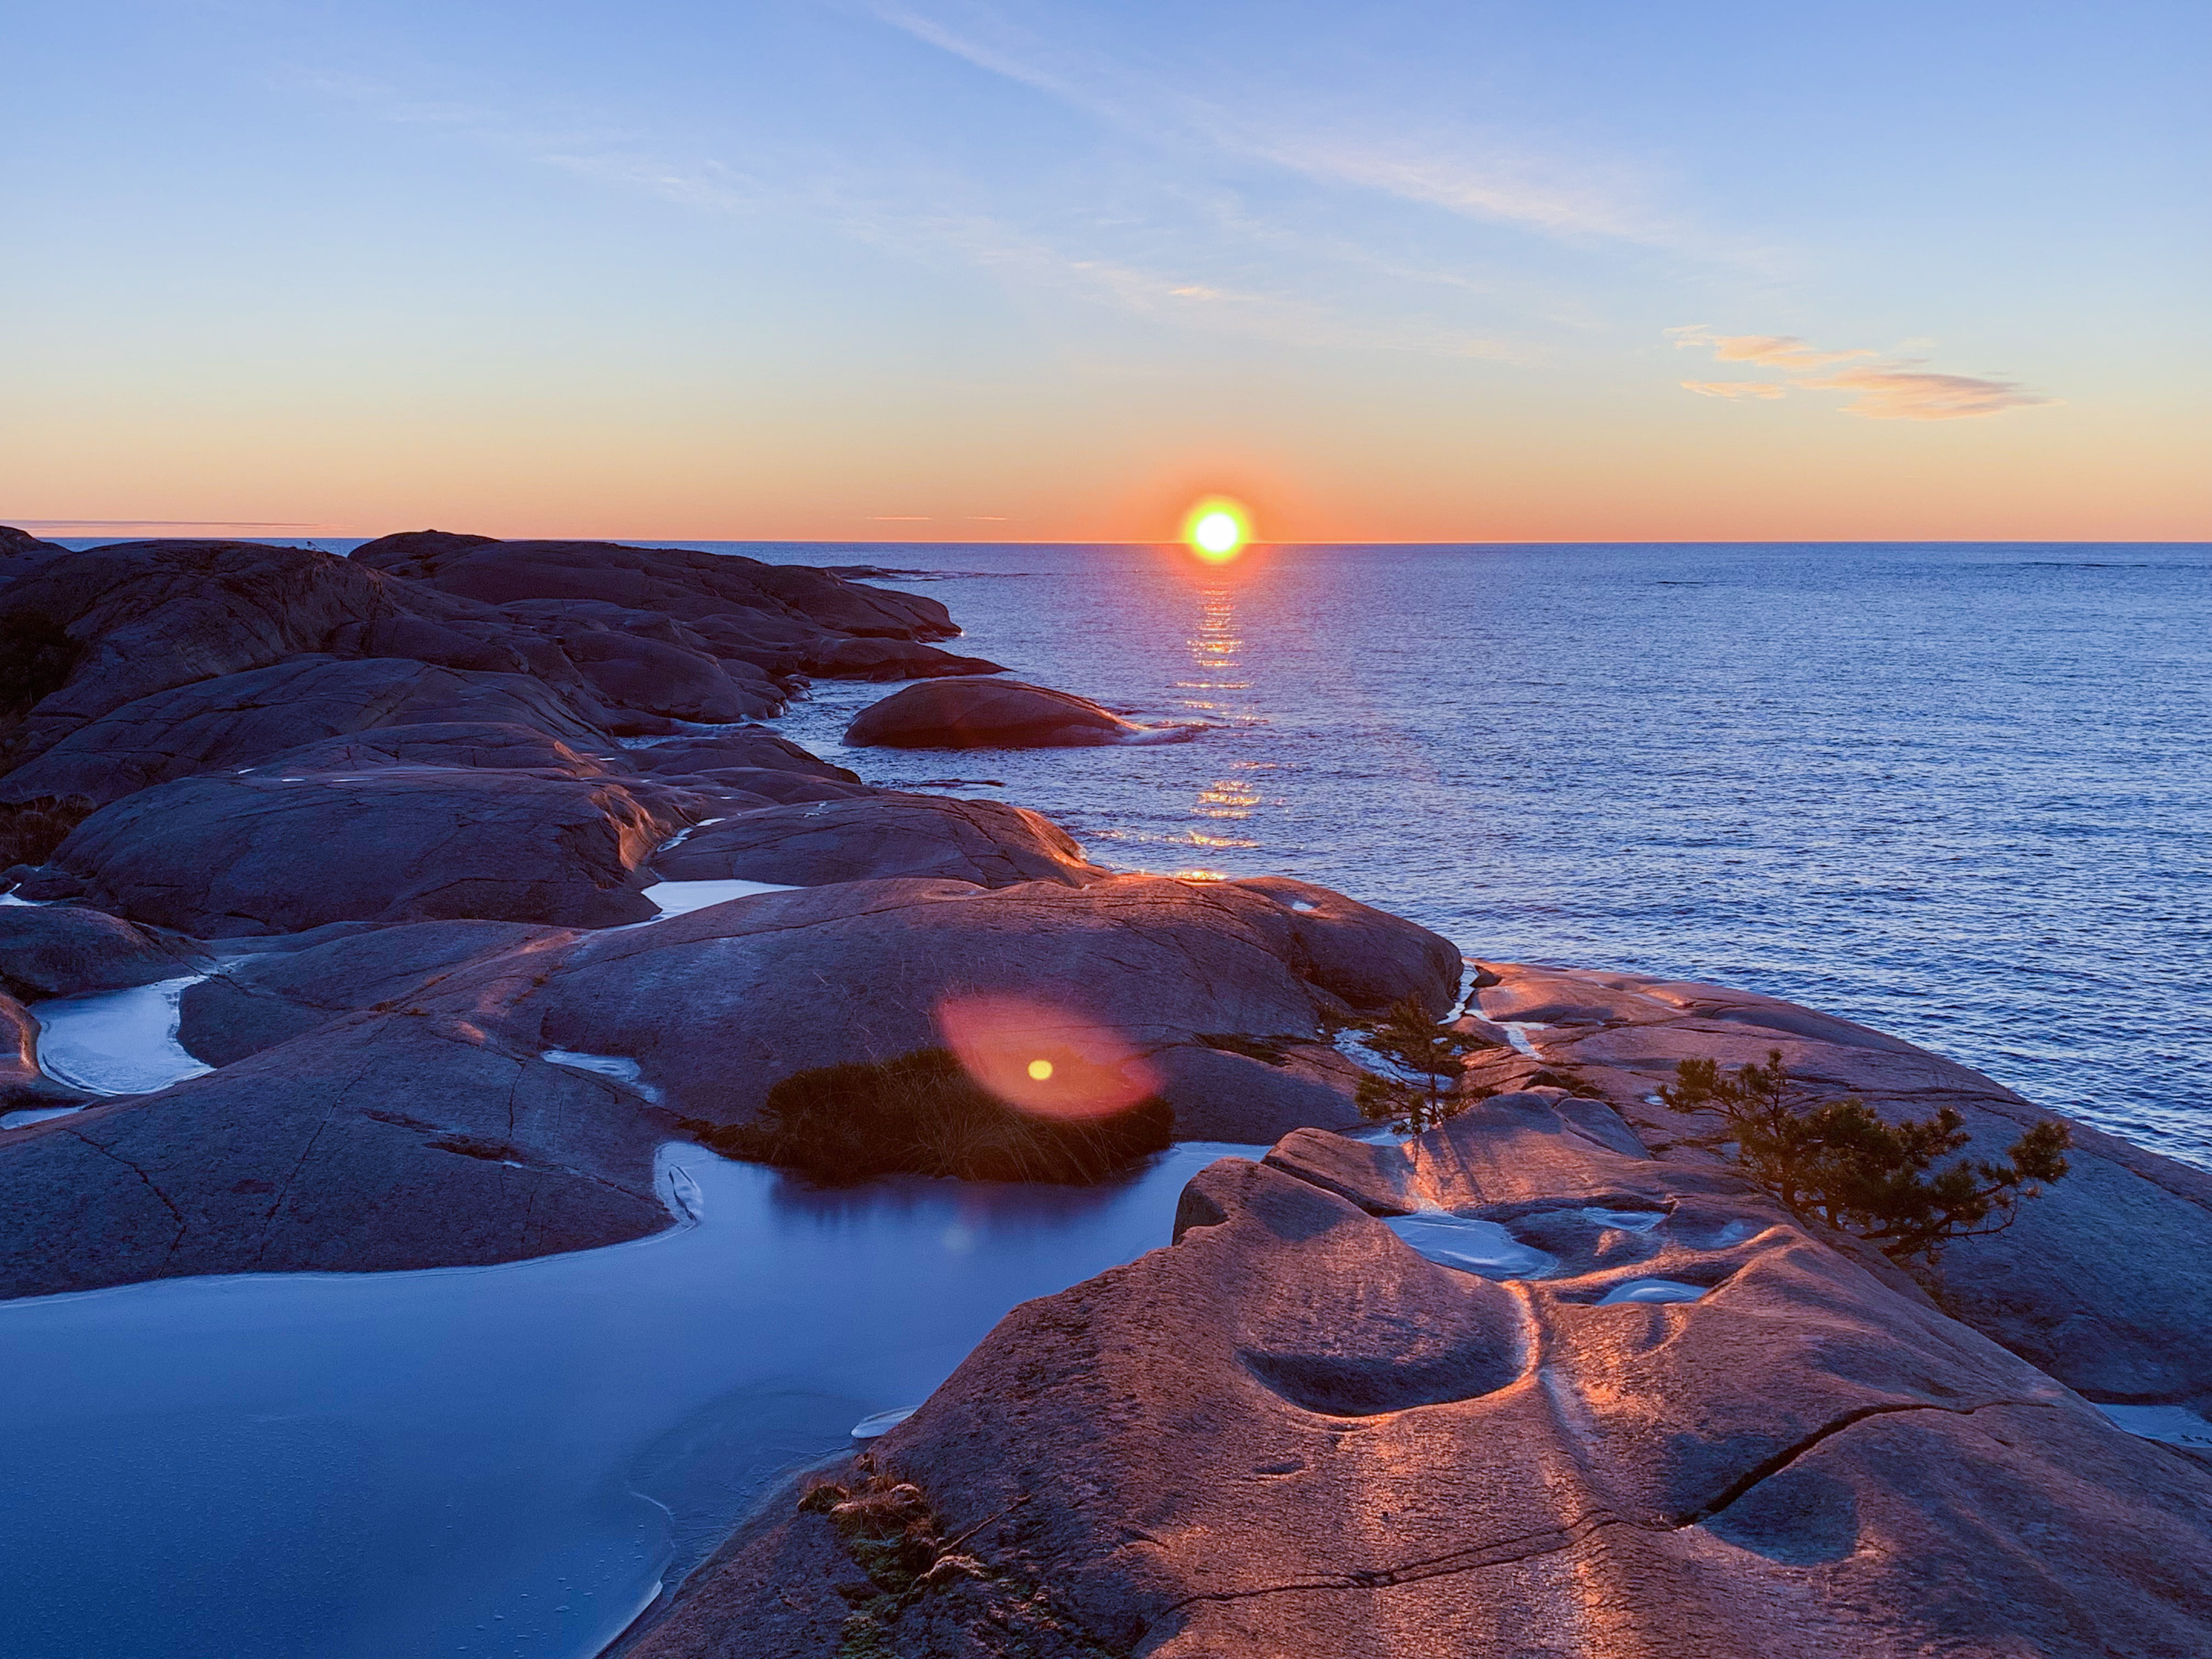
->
[31,975,214,1095]
[0,1139,1259,1659]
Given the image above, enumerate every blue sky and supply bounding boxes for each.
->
[5,0,2206,539]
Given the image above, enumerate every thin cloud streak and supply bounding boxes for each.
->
[1668,326,2056,420]
[1681,380,1787,400]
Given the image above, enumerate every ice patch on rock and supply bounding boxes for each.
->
[0,892,39,907]
[1598,1277,1708,1305]
[641,878,800,919]
[2097,1403,2212,1447]
[1384,1213,1556,1279]
[1,1105,87,1131]
[1581,1206,1668,1233]
[541,1049,663,1104]
[1491,1019,1550,1058]
[850,1406,918,1440]
[32,975,215,1096]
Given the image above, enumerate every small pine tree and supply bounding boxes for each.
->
[1353,997,1491,1132]
[1659,1048,2072,1265]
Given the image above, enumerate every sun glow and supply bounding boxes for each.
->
[1181,496,1251,562]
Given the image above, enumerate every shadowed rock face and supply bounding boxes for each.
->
[653,794,1104,889]
[627,729,861,783]
[352,533,957,637]
[0,904,205,1000]
[32,768,691,935]
[1460,962,2212,1419]
[845,678,1142,748]
[0,658,612,805]
[630,1097,2212,1659]
[2,992,95,1115]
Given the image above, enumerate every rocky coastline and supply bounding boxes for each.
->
[3,528,2208,1656]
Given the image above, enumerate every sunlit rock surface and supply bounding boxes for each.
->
[631,1096,2212,1659]
[1461,962,2212,1420]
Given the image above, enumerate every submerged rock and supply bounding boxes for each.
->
[632,1096,2212,1659]
[844,678,1146,749]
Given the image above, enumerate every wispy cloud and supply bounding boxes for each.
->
[1681,380,1787,400]
[1667,325,2056,420]
[1664,325,1871,370]
[866,3,1705,253]
[1799,365,2057,420]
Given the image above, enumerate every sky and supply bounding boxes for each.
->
[4,0,2207,543]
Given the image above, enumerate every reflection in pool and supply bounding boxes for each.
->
[0,1139,1260,1659]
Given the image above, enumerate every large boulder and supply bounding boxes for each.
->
[0,902,205,1000]
[844,679,1143,749]
[0,1010,669,1297]
[1463,962,2212,1422]
[0,658,611,805]
[652,795,1104,889]
[489,872,1459,1135]
[27,768,691,935]
[630,1097,2212,1659]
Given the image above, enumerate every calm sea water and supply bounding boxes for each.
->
[690,539,2208,1170]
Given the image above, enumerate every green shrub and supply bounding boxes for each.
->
[1352,996,1496,1132]
[684,1047,1172,1184]
[1660,1048,2072,1265]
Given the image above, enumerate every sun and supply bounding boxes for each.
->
[1181,496,1251,562]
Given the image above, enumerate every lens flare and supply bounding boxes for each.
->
[1181,496,1251,563]
[935,994,1157,1120]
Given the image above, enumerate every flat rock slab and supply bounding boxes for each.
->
[36,768,689,935]
[844,678,1144,748]
[1470,961,2212,1420]
[633,1099,2212,1659]
[0,658,611,806]
[652,795,1103,889]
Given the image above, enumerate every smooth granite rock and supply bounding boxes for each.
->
[630,1098,2212,1659]
[0,903,206,1000]
[0,658,611,805]
[844,678,1144,748]
[348,533,953,637]
[178,918,561,1066]
[653,795,1104,889]
[1464,962,2212,1420]
[626,729,861,783]
[0,1011,669,1296]
[38,768,690,935]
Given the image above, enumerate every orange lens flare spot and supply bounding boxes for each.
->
[1181,495,1251,563]
[936,995,1156,1120]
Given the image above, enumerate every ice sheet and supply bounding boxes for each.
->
[640,878,800,919]
[31,975,215,1095]
[1383,1212,1556,1279]
[1597,1277,1708,1305]
[2097,1403,2212,1447]
[0,1139,1261,1659]
[0,1105,87,1131]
